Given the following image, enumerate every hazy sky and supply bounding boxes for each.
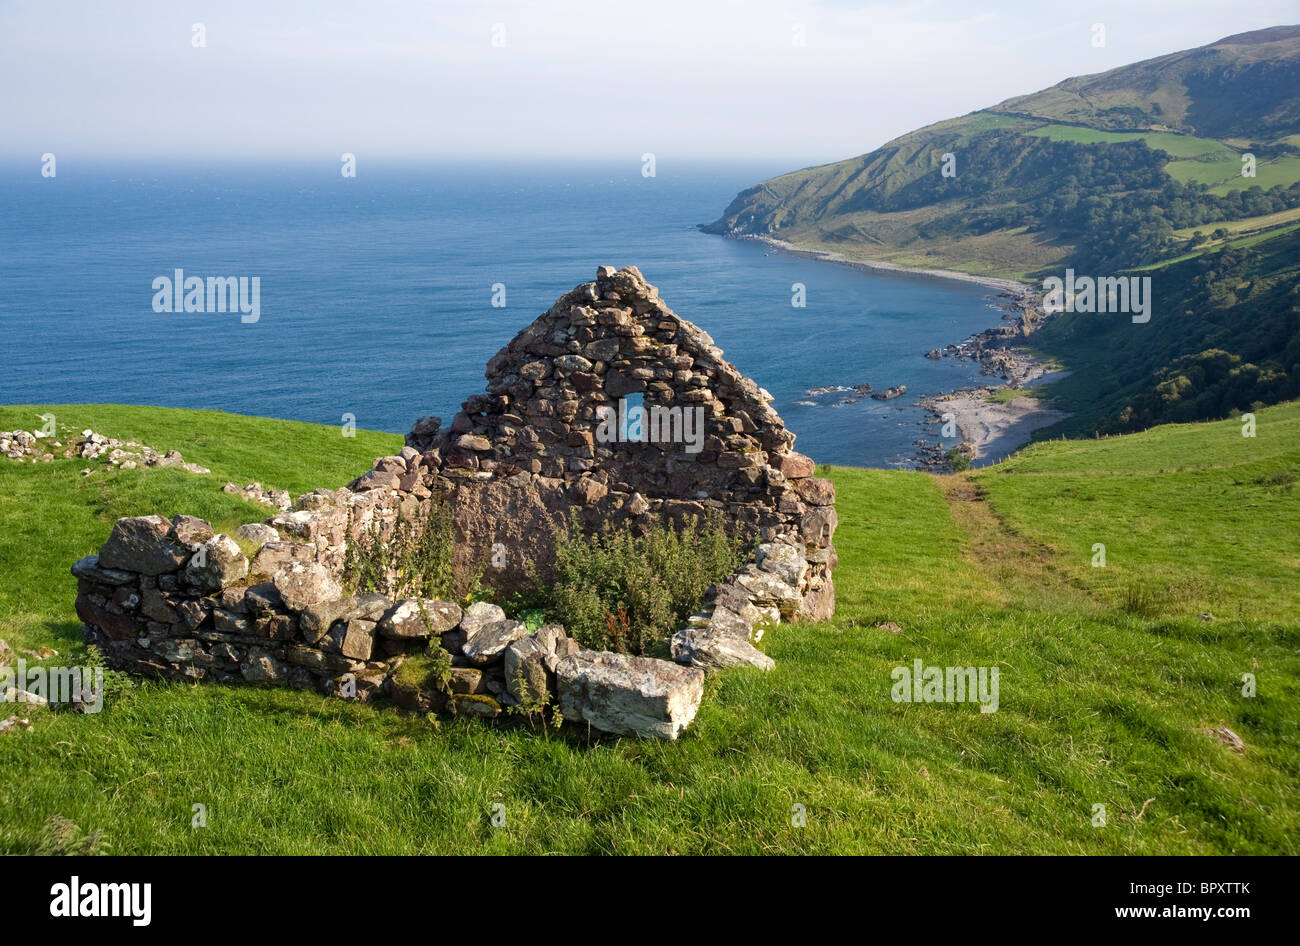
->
[2,0,1296,166]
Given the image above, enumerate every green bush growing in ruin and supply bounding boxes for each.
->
[545,512,747,657]
[342,494,461,601]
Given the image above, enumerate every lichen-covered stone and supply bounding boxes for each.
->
[98,515,189,575]
[273,561,341,612]
[504,635,550,705]
[340,619,377,661]
[378,598,462,639]
[241,647,286,684]
[296,597,353,641]
[462,619,528,666]
[450,693,501,717]
[458,601,506,638]
[556,650,704,740]
[70,555,138,586]
[251,541,314,577]
[236,522,280,545]
[754,542,808,587]
[184,534,249,594]
[671,623,774,672]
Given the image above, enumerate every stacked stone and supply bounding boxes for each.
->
[414,265,794,498]
[222,481,292,511]
[386,601,703,739]
[74,512,407,700]
[671,535,836,671]
[0,430,50,462]
[390,266,838,612]
[2,428,210,472]
[75,510,706,739]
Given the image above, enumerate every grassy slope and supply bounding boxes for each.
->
[710,29,1300,280]
[979,402,1300,620]
[0,403,1295,854]
[1019,224,1300,441]
[724,118,1300,282]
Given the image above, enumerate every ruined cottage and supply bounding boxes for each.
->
[73,267,838,738]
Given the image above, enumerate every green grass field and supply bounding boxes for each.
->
[1024,123,1300,194]
[1205,156,1300,194]
[0,402,1295,854]
[1025,124,1231,159]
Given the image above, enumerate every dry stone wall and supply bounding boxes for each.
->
[74,266,837,738]
[73,510,706,738]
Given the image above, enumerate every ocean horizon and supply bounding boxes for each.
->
[0,159,1006,468]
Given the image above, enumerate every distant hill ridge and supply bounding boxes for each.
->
[992,25,1300,138]
[706,25,1300,280]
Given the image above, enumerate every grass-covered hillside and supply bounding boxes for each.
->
[1026,225,1300,438]
[705,26,1300,280]
[1,402,1296,854]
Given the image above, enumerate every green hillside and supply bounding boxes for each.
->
[1027,225,1300,437]
[1,403,1295,854]
[995,26,1300,138]
[705,26,1300,280]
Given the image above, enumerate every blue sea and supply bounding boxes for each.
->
[0,160,1006,468]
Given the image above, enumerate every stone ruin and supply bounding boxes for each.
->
[73,267,838,739]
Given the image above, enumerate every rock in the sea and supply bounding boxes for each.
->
[272,561,342,612]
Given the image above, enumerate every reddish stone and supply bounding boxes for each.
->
[772,451,816,479]
[793,476,836,506]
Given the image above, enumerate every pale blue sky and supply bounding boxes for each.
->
[2,0,1295,164]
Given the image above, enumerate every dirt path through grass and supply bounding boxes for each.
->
[935,473,1103,614]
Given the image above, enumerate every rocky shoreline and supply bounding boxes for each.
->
[725,233,1066,471]
[914,375,1072,471]
[912,285,1071,470]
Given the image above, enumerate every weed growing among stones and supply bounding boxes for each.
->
[507,664,563,733]
[545,512,747,656]
[342,495,460,600]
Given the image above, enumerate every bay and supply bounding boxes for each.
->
[0,159,1005,467]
